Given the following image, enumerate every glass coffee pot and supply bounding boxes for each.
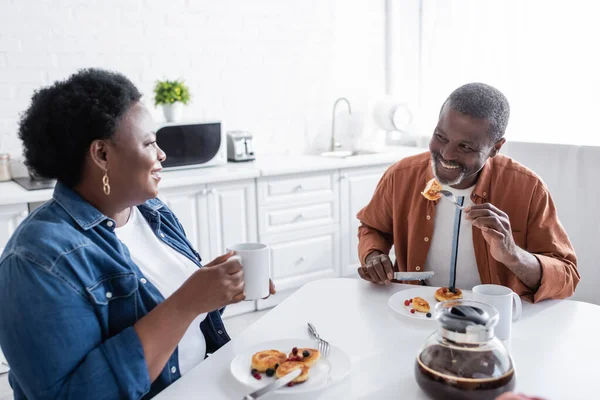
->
[415,299,516,400]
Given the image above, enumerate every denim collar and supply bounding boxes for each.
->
[53,181,164,231]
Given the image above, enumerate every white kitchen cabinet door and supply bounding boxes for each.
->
[339,166,390,276]
[206,179,257,257]
[157,186,211,262]
[207,179,258,318]
[0,203,28,251]
[257,224,339,312]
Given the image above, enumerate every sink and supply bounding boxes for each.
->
[319,149,380,158]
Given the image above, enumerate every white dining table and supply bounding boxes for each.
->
[155,278,599,400]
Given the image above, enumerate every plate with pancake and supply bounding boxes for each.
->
[230,338,351,395]
[388,286,472,320]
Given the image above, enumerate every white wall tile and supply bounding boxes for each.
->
[0,0,386,158]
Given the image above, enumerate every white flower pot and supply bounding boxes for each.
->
[162,102,183,122]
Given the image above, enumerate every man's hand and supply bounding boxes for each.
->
[358,251,394,284]
[465,203,542,290]
[465,203,518,266]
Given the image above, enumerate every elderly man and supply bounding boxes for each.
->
[357,83,579,302]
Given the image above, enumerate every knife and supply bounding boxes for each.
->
[242,368,302,399]
[393,271,435,281]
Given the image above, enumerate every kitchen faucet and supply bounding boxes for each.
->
[331,97,352,152]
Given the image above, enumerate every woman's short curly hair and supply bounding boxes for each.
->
[18,68,142,187]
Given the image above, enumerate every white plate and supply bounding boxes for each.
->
[388,286,472,320]
[230,338,351,395]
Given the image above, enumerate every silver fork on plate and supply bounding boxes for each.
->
[307,322,330,357]
[439,190,465,210]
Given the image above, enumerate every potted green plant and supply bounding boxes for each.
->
[153,79,191,122]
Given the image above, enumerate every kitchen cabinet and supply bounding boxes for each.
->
[206,180,257,259]
[256,171,340,309]
[339,166,389,276]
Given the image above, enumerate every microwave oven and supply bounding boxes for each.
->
[155,121,227,170]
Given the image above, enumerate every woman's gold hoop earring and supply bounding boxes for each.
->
[102,171,111,196]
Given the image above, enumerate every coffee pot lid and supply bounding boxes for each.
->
[436,299,499,343]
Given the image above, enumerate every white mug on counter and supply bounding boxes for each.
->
[226,243,271,300]
[472,284,522,341]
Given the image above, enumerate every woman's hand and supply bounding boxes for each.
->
[263,279,277,299]
[179,252,246,316]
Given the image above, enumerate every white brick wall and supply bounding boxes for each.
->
[0,0,386,158]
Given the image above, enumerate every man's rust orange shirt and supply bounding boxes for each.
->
[357,152,579,302]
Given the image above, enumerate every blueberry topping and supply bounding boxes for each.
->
[251,368,258,375]
[266,368,275,377]
[426,312,432,318]
[274,363,279,370]
[302,350,310,357]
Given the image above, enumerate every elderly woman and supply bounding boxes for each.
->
[0,68,274,399]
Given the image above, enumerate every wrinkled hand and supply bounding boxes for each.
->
[495,393,546,400]
[358,251,394,284]
[181,251,246,315]
[465,203,517,265]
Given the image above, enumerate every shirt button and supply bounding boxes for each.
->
[160,232,165,238]
[140,278,147,284]
[106,221,114,227]
[424,237,430,242]
[415,266,421,271]
[426,215,431,220]
[105,292,113,299]
[217,330,223,335]
[483,191,487,197]
[171,366,177,374]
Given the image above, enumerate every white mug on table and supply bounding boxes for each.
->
[472,284,522,341]
[226,243,271,300]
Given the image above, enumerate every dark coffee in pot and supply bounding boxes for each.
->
[415,344,515,400]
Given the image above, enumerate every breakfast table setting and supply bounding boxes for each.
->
[154,277,599,400]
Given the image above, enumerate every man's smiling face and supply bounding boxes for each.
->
[429,105,505,189]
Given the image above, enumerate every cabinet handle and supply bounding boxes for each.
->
[293,184,303,191]
[209,188,217,195]
[340,173,348,180]
[296,257,305,263]
[293,214,304,222]
[200,188,208,196]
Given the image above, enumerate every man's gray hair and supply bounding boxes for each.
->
[442,83,510,141]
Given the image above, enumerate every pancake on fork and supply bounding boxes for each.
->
[251,350,287,372]
[421,178,443,201]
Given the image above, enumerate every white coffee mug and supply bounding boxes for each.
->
[226,243,270,300]
[472,284,522,341]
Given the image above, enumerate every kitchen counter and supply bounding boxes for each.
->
[252,146,425,176]
[0,146,427,206]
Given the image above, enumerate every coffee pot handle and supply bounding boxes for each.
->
[511,292,523,321]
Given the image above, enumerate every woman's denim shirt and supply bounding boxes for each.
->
[0,182,230,399]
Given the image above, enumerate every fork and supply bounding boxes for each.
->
[439,190,465,210]
[307,322,330,357]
